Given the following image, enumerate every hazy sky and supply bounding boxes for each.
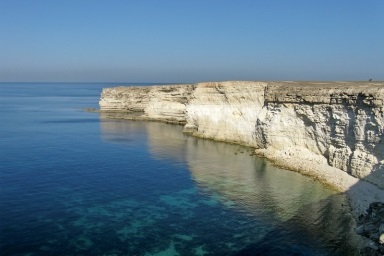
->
[0,0,383,83]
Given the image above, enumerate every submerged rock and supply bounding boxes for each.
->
[357,202,384,255]
[83,107,99,112]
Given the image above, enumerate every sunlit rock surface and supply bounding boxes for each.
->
[100,84,195,124]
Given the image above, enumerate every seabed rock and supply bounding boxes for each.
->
[83,107,99,112]
[357,202,384,255]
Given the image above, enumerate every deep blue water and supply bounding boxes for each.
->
[0,83,362,255]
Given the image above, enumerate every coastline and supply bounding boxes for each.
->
[98,81,384,211]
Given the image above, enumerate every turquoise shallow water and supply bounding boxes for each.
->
[0,83,362,255]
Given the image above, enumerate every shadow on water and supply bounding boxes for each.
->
[99,114,379,256]
[234,173,384,256]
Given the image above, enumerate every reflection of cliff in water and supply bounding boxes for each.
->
[99,115,362,255]
[99,115,147,145]
[153,132,361,254]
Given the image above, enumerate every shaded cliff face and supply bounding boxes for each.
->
[99,81,384,190]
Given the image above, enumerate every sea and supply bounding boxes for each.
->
[0,83,362,256]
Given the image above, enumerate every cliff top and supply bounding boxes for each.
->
[102,81,384,106]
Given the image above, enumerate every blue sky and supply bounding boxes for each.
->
[0,0,383,82]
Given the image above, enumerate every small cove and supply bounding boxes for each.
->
[0,83,362,255]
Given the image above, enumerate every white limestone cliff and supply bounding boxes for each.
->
[99,84,195,124]
[99,81,384,195]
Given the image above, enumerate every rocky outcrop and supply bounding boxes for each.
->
[356,202,384,255]
[99,84,195,124]
[99,81,384,191]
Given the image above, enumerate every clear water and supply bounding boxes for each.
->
[0,83,362,255]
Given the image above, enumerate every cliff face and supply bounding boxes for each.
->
[261,82,384,189]
[99,81,384,190]
[99,84,195,124]
[184,81,267,146]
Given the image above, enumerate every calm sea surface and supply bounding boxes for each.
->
[0,83,362,255]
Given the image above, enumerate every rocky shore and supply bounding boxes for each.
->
[99,81,384,254]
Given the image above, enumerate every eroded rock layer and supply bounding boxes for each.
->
[99,81,384,190]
